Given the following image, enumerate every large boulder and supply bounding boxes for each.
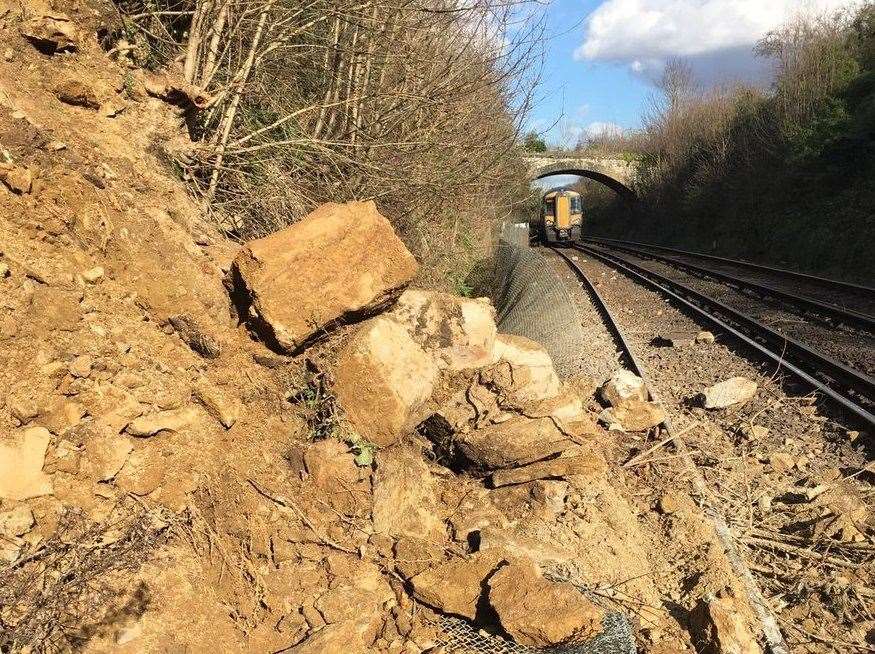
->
[390,290,497,370]
[487,561,605,646]
[229,201,418,353]
[691,594,763,654]
[490,334,562,402]
[456,416,575,470]
[334,317,439,446]
[702,377,758,409]
[372,446,443,540]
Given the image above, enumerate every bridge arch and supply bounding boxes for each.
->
[524,153,638,200]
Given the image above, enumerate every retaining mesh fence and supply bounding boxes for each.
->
[489,224,589,378]
[432,224,636,654]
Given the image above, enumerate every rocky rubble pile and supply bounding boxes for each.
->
[0,5,765,652]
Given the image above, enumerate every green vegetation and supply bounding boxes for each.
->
[586,3,875,283]
[523,131,548,152]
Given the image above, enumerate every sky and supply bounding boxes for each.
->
[530,0,862,148]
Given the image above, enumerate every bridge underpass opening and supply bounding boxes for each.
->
[532,168,635,201]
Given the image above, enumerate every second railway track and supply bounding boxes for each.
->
[568,241,875,429]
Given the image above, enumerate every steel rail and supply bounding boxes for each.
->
[548,246,791,654]
[582,238,875,332]
[586,236,875,295]
[575,243,875,429]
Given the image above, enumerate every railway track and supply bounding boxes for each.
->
[569,242,875,429]
[584,237,875,327]
[547,246,791,654]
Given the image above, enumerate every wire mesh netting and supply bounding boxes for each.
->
[489,225,590,378]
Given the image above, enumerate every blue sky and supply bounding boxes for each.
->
[529,0,861,148]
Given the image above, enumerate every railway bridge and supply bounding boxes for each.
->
[523,150,639,199]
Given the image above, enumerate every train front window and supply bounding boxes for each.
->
[571,196,582,213]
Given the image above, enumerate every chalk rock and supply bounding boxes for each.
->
[410,550,507,619]
[20,13,79,53]
[490,334,562,402]
[456,416,574,470]
[390,290,497,370]
[0,427,53,500]
[0,505,35,537]
[691,594,762,654]
[702,377,757,409]
[334,317,438,447]
[126,406,200,437]
[488,561,605,646]
[230,201,417,353]
[600,369,648,407]
[372,446,442,540]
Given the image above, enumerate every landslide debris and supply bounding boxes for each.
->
[0,4,771,653]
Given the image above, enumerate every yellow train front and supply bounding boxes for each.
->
[540,190,582,244]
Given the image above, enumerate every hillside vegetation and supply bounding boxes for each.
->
[585,3,875,284]
[112,0,542,289]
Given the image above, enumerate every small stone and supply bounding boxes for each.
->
[410,550,508,619]
[47,141,67,151]
[168,313,222,359]
[0,506,35,537]
[0,263,9,278]
[3,49,12,62]
[10,399,40,425]
[690,594,762,654]
[600,369,648,406]
[659,331,695,347]
[847,430,860,443]
[194,381,240,429]
[490,449,605,488]
[796,455,809,469]
[55,80,100,109]
[702,377,757,409]
[68,354,93,378]
[757,495,772,513]
[0,163,34,194]
[85,430,133,481]
[769,452,795,474]
[81,266,104,283]
[658,493,680,514]
[126,406,200,437]
[598,400,666,432]
[115,449,165,496]
[695,331,716,344]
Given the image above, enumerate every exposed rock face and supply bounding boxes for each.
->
[334,317,438,447]
[84,428,133,481]
[0,427,53,500]
[488,562,605,646]
[372,446,442,540]
[230,201,418,353]
[390,290,497,370]
[410,549,507,619]
[702,377,757,409]
[600,369,648,406]
[456,416,575,470]
[491,334,562,402]
[691,595,763,654]
[599,400,666,432]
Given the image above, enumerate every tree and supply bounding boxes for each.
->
[523,131,547,152]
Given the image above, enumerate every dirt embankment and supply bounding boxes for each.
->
[1,4,769,654]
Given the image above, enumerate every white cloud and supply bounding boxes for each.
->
[575,0,862,84]
[583,121,624,138]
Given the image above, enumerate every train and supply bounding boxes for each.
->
[539,189,582,244]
